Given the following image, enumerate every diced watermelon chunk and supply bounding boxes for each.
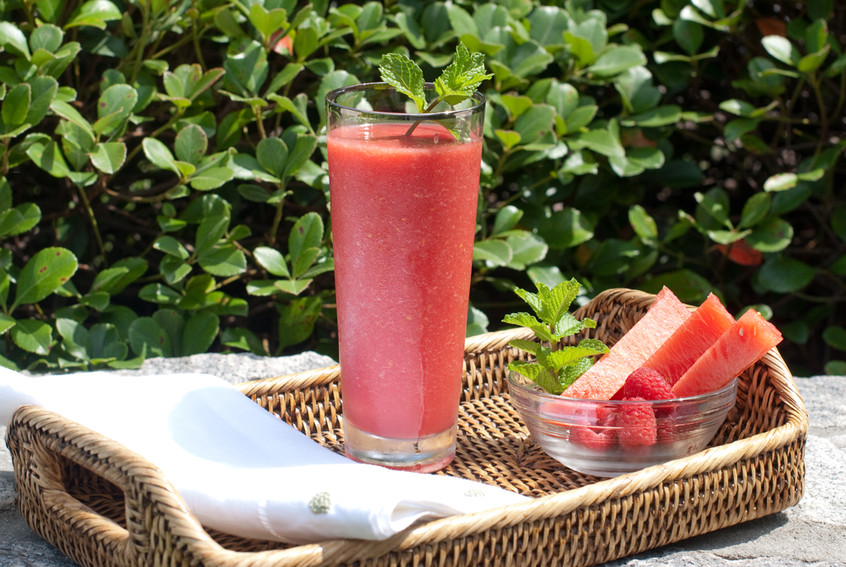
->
[565,287,691,400]
[672,308,782,397]
[640,293,736,386]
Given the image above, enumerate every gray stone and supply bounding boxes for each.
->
[2,363,844,567]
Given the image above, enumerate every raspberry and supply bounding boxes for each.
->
[620,367,674,401]
[617,398,657,448]
[570,425,615,450]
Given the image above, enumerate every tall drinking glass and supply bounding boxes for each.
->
[326,83,485,473]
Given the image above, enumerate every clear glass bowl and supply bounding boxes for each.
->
[507,372,738,477]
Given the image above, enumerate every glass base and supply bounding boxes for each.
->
[343,421,456,473]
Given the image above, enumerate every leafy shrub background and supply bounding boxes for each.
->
[1,0,844,376]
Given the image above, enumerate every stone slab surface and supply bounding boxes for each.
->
[2,356,844,567]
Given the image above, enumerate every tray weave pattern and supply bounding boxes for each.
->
[6,289,808,567]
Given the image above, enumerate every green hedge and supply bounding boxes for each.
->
[0,0,844,375]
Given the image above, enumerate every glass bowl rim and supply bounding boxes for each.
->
[507,370,739,406]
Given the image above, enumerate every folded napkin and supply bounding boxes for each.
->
[0,368,528,544]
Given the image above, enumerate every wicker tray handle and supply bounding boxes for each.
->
[6,406,225,566]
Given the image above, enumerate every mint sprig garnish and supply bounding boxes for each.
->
[378,42,492,114]
[504,279,609,395]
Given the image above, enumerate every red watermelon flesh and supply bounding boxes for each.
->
[565,287,691,400]
[639,293,736,386]
[672,308,782,398]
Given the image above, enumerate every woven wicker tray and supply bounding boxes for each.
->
[6,288,808,567]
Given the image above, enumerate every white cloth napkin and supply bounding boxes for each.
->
[0,368,528,544]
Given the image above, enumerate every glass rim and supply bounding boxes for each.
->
[325,82,486,120]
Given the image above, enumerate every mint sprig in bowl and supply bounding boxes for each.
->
[503,278,609,395]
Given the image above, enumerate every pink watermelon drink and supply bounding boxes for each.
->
[326,84,484,472]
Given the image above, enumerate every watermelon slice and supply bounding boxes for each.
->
[672,308,783,397]
[638,293,736,386]
[565,287,691,400]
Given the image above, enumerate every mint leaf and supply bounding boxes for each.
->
[558,358,593,391]
[503,312,554,343]
[378,53,426,112]
[434,42,493,105]
[509,360,563,395]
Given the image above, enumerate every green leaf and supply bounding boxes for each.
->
[507,360,562,394]
[623,105,682,127]
[175,124,208,164]
[379,52,426,112]
[26,76,59,126]
[283,133,317,178]
[11,319,52,354]
[94,84,137,136]
[799,45,831,73]
[674,18,704,55]
[495,129,521,149]
[757,255,816,293]
[128,317,171,357]
[142,138,181,176]
[91,266,130,293]
[197,244,247,277]
[508,338,542,357]
[181,311,219,356]
[0,22,31,58]
[629,204,658,245]
[473,239,513,266]
[0,313,15,335]
[503,312,554,343]
[247,279,312,296]
[254,246,290,277]
[587,45,647,77]
[2,83,31,128]
[277,296,322,350]
[50,100,96,142]
[139,283,181,305]
[764,172,799,192]
[746,217,794,252]
[0,202,41,238]
[823,325,846,352]
[644,269,713,304]
[154,235,189,259]
[505,232,548,270]
[762,35,800,67]
[492,205,524,236]
[513,104,555,144]
[433,42,492,105]
[538,206,595,249]
[256,136,288,179]
[89,142,126,174]
[25,136,71,178]
[12,247,78,311]
[221,327,266,355]
[739,193,772,229]
[66,0,122,29]
[189,166,234,191]
[572,129,624,158]
[289,212,325,275]
[81,291,110,311]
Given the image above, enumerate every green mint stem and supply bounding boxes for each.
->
[404,97,445,136]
